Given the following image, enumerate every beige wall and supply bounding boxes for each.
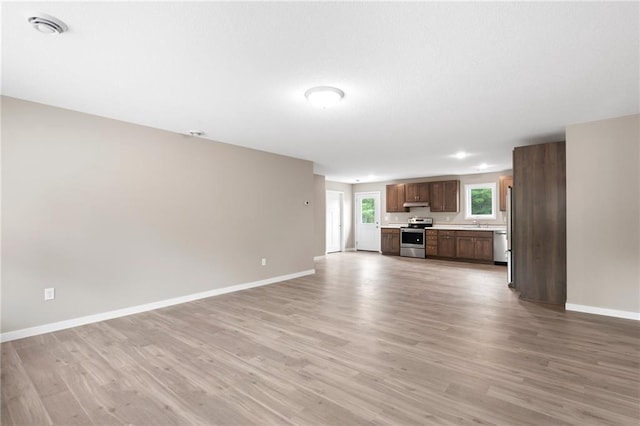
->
[325,180,355,250]
[566,114,640,316]
[1,97,315,333]
[353,171,512,226]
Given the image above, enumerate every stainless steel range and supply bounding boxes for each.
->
[400,217,433,258]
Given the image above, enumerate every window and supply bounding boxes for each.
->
[464,183,497,220]
[360,197,375,223]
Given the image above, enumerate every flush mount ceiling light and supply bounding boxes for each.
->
[454,151,468,159]
[28,14,68,35]
[304,86,344,109]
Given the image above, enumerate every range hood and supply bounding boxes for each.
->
[403,201,430,208]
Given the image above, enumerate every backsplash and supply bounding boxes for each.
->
[384,207,507,226]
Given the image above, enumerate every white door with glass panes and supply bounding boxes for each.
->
[355,192,380,251]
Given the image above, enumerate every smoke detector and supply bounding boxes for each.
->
[28,14,67,35]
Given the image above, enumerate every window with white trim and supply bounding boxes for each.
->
[464,183,497,220]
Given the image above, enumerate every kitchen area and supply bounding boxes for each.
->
[383,217,508,265]
[377,173,512,267]
[335,140,566,308]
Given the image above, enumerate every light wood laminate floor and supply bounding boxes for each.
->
[2,252,639,425]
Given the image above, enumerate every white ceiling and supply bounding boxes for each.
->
[2,1,638,183]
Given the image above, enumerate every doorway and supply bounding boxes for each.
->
[326,191,344,253]
[355,192,381,252]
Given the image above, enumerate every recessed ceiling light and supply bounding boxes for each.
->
[454,151,467,159]
[28,14,67,35]
[477,163,489,170]
[305,86,344,109]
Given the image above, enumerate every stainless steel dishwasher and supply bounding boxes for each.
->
[493,230,508,264]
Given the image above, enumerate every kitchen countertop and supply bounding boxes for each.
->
[431,225,506,231]
[381,224,506,231]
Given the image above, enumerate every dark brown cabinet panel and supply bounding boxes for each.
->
[427,230,493,263]
[475,237,493,261]
[426,229,438,257]
[437,231,456,258]
[499,175,513,211]
[429,180,459,212]
[443,180,460,212]
[426,246,438,256]
[429,182,444,211]
[456,236,475,259]
[456,231,493,262]
[386,184,409,213]
[405,182,430,203]
[381,228,400,255]
[513,141,566,305]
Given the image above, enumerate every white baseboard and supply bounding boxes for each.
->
[0,269,315,343]
[565,303,640,321]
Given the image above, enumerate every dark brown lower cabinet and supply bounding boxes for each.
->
[381,228,400,255]
[426,230,438,256]
[437,231,456,258]
[513,141,566,305]
[426,230,493,263]
[475,237,493,261]
[455,231,493,262]
[456,236,475,259]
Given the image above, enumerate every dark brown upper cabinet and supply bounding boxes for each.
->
[404,182,430,203]
[499,175,513,211]
[386,184,409,212]
[429,180,459,212]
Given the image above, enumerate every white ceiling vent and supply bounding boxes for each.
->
[28,15,67,35]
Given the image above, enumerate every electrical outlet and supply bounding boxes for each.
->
[261,258,267,266]
[44,288,55,301]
